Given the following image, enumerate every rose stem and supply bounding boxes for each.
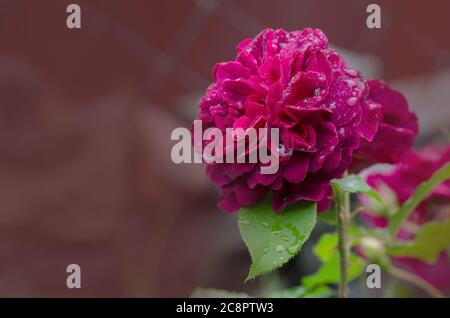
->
[336,182,351,298]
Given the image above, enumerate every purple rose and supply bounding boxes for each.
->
[362,146,450,291]
[195,28,384,213]
[351,80,418,171]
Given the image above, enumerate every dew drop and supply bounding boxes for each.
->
[345,79,355,88]
[347,97,357,105]
[314,88,321,96]
[345,69,358,76]
[276,245,285,252]
[287,243,300,255]
[279,144,293,157]
[368,103,378,110]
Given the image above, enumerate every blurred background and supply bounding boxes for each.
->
[0,0,449,297]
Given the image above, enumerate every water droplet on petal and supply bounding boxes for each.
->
[314,88,321,96]
[279,144,293,157]
[345,69,358,76]
[347,97,357,105]
[368,103,378,110]
[345,79,355,88]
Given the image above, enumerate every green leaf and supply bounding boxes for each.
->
[301,252,364,289]
[332,175,382,202]
[303,286,337,298]
[190,288,250,298]
[387,221,450,262]
[239,200,317,281]
[313,233,338,262]
[317,209,336,225]
[302,286,336,298]
[389,163,450,234]
[313,228,363,262]
[266,286,306,298]
[301,232,365,288]
[267,286,335,298]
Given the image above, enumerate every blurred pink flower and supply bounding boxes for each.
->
[362,146,450,291]
[351,80,418,171]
